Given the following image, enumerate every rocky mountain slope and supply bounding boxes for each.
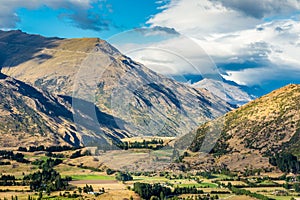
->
[0,73,129,147]
[189,84,300,171]
[192,78,264,106]
[0,30,233,140]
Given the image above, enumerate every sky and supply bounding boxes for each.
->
[1,0,300,92]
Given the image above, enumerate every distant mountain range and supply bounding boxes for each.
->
[189,84,300,171]
[192,78,265,106]
[0,30,233,147]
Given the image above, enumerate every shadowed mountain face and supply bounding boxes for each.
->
[0,30,234,145]
[0,30,61,69]
[0,73,129,147]
[189,84,300,171]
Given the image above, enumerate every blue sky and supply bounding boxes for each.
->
[1,0,300,92]
[11,1,168,39]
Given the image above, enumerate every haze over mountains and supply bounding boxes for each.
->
[0,30,233,147]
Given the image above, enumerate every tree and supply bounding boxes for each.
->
[160,191,165,200]
[38,192,42,200]
[115,172,133,181]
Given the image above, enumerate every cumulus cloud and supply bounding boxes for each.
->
[0,0,110,31]
[144,0,300,90]
[147,0,261,37]
[193,19,300,87]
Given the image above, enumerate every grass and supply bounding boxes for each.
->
[71,174,115,181]
[267,195,298,200]
[132,176,168,182]
[177,183,203,188]
[177,182,218,188]
[212,173,232,179]
[197,182,218,188]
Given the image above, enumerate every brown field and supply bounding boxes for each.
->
[243,187,287,192]
[121,136,175,143]
[70,180,140,200]
[0,161,37,178]
[0,191,35,199]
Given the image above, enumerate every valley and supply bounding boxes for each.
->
[0,145,300,200]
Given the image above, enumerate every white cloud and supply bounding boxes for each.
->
[144,0,300,88]
[147,0,261,37]
[109,30,218,76]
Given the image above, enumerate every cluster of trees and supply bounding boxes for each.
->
[115,172,133,181]
[173,186,204,195]
[0,175,17,186]
[133,182,172,199]
[117,139,164,150]
[168,194,219,200]
[70,150,91,159]
[0,150,29,163]
[133,182,205,199]
[45,152,64,158]
[23,158,71,192]
[195,171,214,179]
[83,184,94,193]
[229,186,273,200]
[106,168,116,175]
[0,161,11,165]
[18,145,80,152]
[31,158,62,169]
[269,153,300,173]
[282,182,300,192]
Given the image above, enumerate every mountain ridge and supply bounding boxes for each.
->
[188,84,300,171]
[0,30,234,140]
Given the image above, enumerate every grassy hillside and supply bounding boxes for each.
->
[189,84,300,171]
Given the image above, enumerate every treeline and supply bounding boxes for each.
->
[0,161,11,165]
[18,145,81,152]
[229,186,274,200]
[117,139,164,150]
[133,182,204,199]
[133,182,172,199]
[168,195,220,200]
[23,158,71,192]
[31,158,62,169]
[269,153,300,173]
[0,175,18,186]
[0,150,29,163]
[70,149,91,159]
[173,186,204,195]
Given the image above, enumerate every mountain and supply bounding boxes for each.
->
[192,78,265,106]
[0,73,124,147]
[0,30,233,141]
[189,84,300,171]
